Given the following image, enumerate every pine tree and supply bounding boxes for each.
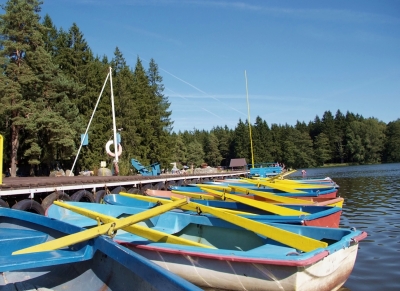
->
[231,119,250,160]
[211,125,232,167]
[186,140,204,168]
[41,14,58,57]
[0,0,82,176]
[314,133,331,166]
[147,58,173,168]
[204,133,222,166]
[130,57,152,165]
[384,119,400,162]
[252,116,273,163]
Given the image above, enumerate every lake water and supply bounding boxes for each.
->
[293,163,400,291]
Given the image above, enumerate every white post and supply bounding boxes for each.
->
[109,67,119,164]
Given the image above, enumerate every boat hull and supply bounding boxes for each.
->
[0,208,201,291]
[122,242,359,291]
[46,202,367,291]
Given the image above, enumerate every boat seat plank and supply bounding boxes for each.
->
[0,229,48,256]
[14,282,54,291]
[0,247,93,272]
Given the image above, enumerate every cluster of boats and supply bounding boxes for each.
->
[0,171,367,291]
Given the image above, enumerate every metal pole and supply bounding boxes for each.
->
[109,67,119,165]
[245,70,255,168]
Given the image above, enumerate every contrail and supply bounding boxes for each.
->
[200,107,226,121]
[160,68,209,95]
[165,88,226,121]
[160,67,247,116]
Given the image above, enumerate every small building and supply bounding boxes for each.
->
[229,158,247,170]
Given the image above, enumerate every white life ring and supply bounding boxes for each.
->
[105,140,122,157]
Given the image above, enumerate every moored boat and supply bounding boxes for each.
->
[0,207,201,291]
[146,189,344,208]
[170,183,339,198]
[46,201,367,291]
[103,193,342,227]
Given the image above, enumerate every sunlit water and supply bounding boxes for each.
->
[294,163,400,291]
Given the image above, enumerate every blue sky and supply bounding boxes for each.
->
[38,0,400,132]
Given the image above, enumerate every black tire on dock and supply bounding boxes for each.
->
[202,178,210,183]
[12,199,45,215]
[166,181,176,189]
[0,198,9,208]
[41,191,71,211]
[154,182,167,190]
[140,184,152,194]
[111,186,126,194]
[127,188,140,194]
[175,180,183,187]
[95,190,107,204]
[71,190,95,203]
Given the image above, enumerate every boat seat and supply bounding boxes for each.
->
[248,243,297,256]
[0,282,54,291]
[0,229,48,256]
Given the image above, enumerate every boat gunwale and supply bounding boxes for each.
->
[117,230,367,267]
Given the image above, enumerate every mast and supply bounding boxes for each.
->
[109,67,119,164]
[245,70,255,168]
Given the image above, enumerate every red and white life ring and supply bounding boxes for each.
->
[105,140,122,157]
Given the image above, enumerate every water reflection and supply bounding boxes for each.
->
[295,163,400,291]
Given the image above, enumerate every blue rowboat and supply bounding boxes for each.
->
[217,176,340,188]
[170,183,339,198]
[146,189,345,208]
[0,207,201,291]
[103,193,342,227]
[46,201,367,291]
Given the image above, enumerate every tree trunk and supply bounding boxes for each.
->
[10,124,19,177]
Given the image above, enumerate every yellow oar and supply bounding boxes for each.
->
[268,180,334,189]
[194,184,232,191]
[170,197,327,253]
[53,201,214,249]
[13,198,189,255]
[247,177,334,190]
[199,187,309,216]
[207,179,309,193]
[250,169,297,182]
[268,169,297,180]
[198,184,314,205]
[120,192,257,216]
[170,190,222,200]
[229,185,314,205]
[242,179,308,193]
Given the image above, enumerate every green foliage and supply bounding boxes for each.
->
[0,0,398,178]
[186,140,204,167]
[314,133,331,166]
[384,119,400,162]
[204,133,222,167]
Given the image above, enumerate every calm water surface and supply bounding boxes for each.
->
[295,163,400,291]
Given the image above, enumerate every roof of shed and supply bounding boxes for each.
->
[229,158,247,167]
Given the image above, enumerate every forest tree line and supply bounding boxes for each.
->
[1,1,399,177]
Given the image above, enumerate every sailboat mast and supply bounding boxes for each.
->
[109,67,119,164]
[245,70,255,168]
